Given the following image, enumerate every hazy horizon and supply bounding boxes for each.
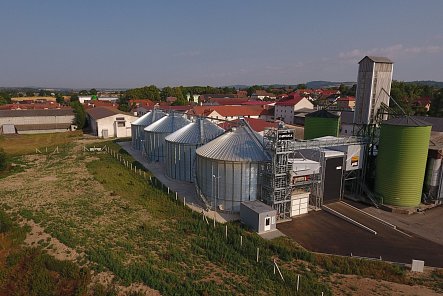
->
[1,1,442,89]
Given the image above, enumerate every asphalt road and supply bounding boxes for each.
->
[277,202,443,267]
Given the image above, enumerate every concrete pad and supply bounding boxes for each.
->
[259,229,285,240]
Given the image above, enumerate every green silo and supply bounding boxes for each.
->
[375,117,432,207]
[304,110,340,140]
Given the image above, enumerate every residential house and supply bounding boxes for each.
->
[187,105,263,122]
[251,90,276,100]
[274,94,314,124]
[336,96,356,110]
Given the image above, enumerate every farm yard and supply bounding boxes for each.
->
[0,133,442,295]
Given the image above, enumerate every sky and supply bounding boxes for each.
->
[0,0,443,89]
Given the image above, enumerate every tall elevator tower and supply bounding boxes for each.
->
[354,56,394,125]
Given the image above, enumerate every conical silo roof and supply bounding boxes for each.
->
[165,118,224,145]
[305,109,339,118]
[196,124,270,162]
[132,109,167,126]
[144,113,191,133]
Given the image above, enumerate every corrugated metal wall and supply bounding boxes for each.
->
[196,156,261,212]
[165,142,196,182]
[144,131,168,162]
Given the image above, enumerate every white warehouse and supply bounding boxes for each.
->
[86,106,137,138]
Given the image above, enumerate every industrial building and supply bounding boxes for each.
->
[131,109,166,150]
[165,117,224,182]
[354,56,393,125]
[195,121,270,212]
[124,55,441,238]
[0,109,76,134]
[143,113,191,162]
[87,107,137,138]
[240,200,277,233]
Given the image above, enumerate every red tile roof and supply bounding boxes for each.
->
[241,101,274,106]
[0,103,67,110]
[219,117,278,132]
[129,99,155,107]
[210,98,249,105]
[337,96,355,102]
[83,100,119,109]
[275,93,305,106]
[86,106,132,120]
[414,97,431,105]
[189,105,263,117]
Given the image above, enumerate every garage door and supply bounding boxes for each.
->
[323,157,344,204]
[291,193,309,217]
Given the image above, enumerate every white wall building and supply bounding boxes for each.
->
[86,107,137,138]
[0,109,75,134]
[274,97,314,124]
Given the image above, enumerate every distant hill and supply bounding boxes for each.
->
[409,81,443,88]
[306,81,355,89]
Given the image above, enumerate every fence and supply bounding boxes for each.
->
[95,145,328,294]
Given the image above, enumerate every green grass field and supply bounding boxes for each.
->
[0,134,440,295]
[0,131,82,156]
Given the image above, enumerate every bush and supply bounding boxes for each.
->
[0,148,6,171]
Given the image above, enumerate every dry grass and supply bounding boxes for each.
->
[0,131,82,155]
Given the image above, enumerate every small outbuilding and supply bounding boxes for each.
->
[240,200,277,234]
[86,106,137,138]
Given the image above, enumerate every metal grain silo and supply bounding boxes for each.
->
[375,117,431,207]
[165,118,224,182]
[131,109,166,150]
[196,122,270,212]
[304,110,340,140]
[144,113,191,162]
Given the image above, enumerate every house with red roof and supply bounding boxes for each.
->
[219,117,278,134]
[187,105,263,122]
[274,93,314,124]
[251,90,276,100]
[413,97,431,111]
[336,96,356,110]
[208,97,249,106]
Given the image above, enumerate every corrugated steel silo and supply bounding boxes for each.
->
[131,109,166,150]
[165,118,224,182]
[304,110,340,140]
[196,122,270,212]
[375,117,431,207]
[144,113,191,162]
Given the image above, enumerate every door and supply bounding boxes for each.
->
[323,157,344,204]
[264,217,271,232]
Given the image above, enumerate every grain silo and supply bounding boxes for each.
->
[304,110,340,140]
[375,117,431,207]
[131,109,166,150]
[144,113,191,162]
[165,118,224,182]
[196,122,270,212]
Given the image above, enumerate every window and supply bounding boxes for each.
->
[117,122,125,127]
[116,117,125,121]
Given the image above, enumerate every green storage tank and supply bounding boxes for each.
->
[375,117,432,207]
[304,110,340,140]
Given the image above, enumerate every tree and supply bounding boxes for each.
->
[89,88,97,95]
[296,84,307,90]
[70,101,86,129]
[0,148,7,171]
